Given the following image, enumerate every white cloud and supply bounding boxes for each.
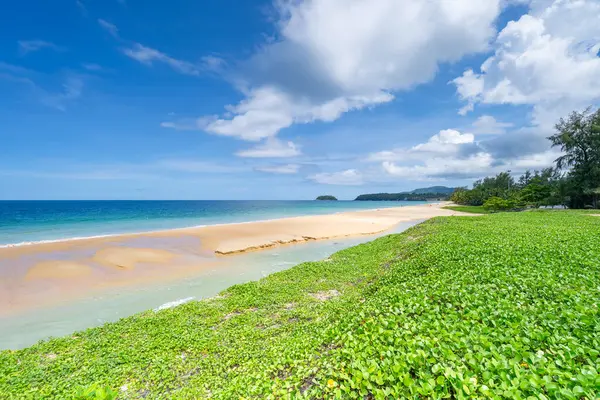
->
[309,169,364,186]
[200,86,393,141]
[255,164,300,174]
[382,153,494,180]
[236,138,301,158]
[413,129,475,153]
[122,43,202,76]
[98,20,219,77]
[471,115,513,135]
[381,148,558,181]
[369,124,558,181]
[366,129,475,162]
[453,0,600,127]
[98,19,119,38]
[453,69,483,116]
[18,40,64,55]
[201,55,226,73]
[509,149,561,170]
[160,119,201,130]
[193,0,502,141]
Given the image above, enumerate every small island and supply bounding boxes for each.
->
[316,195,338,201]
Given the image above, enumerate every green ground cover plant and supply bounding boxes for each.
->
[1,211,599,399]
[442,205,490,214]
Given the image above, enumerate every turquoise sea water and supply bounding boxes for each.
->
[0,200,427,246]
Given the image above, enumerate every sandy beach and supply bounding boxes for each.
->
[0,202,472,315]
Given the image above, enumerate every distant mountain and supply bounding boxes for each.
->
[354,186,456,201]
[410,186,456,195]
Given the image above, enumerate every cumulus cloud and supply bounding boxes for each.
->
[309,169,364,186]
[471,115,513,135]
[192,0,502,141]
[202,86,393,141]
[370,126,558,181]
[255,164,300,174]
[367,129,475,162]
[381,149,560,181]
[18,40,64,55]
[382,153,494,180]
[453,0,600,127]
[413,129,475,153]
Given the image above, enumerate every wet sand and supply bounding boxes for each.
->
[0,202,473,315]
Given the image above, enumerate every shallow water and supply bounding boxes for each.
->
[0,221,421,350]
[0,200,427,246]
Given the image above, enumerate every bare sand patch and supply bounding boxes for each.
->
[92,247,175,270]
[310,289,340,301]
[25,261,92,280]
[198,202,472,255]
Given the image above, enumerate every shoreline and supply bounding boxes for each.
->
[0,201,433,249]
[0,202,472,316]
[0,202,446,254]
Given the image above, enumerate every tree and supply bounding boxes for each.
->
[483,197,514,212]
[518,170,533,188]
[449,107,600,210]
[548,108,600,208]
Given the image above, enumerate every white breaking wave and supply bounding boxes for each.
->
[0,234,120,249]
[153,297,195,312]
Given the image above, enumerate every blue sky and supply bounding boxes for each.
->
[1,0,599,200]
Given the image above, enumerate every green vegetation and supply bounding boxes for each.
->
[451,107,600,210]
[442,205,491,214]
[315,195,338,201]
[356,187,455,201]
[482,196,517,212]
[409,186,456,195]
[355,193,447,201]
[2,212,599,399]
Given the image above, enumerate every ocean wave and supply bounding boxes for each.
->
[0,234,120,249]
[153,297,195,312]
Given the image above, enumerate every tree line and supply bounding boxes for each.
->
[451,108,600,210]
[355,193,449,201]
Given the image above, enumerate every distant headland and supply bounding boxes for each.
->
[315,195,338,201]
[355,186,455,201]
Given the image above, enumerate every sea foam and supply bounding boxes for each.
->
[153,297,195,312]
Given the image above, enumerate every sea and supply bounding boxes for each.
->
[0,200,427,247]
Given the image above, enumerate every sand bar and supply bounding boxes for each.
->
[0,202,474,315]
